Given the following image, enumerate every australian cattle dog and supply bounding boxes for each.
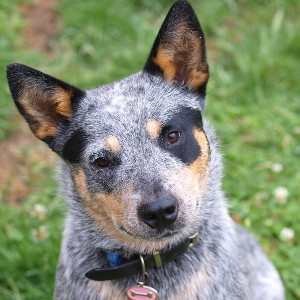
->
[6,0,284,299]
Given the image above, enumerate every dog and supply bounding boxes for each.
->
[6,0,284,299]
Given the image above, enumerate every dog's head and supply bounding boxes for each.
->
[7,0,210,254]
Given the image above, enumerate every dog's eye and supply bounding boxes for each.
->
[95,157,111,167]
[168,132,181,145]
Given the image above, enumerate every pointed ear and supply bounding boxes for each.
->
[144,0,209,97]
[6,63,85,150]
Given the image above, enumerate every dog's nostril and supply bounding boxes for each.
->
[139,195,178,229]
[149,214,157,220]
[144,213,158,221]
[165,206,175,215]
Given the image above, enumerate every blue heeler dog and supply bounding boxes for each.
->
[6,0,284,299]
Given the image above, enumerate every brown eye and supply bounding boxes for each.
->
[168,132,181,144]
[95,157,110,167]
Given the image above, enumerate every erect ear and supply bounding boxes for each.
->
[144,0,209,97]
[6,63,85,150]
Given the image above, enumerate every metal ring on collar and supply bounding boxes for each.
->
[139,255,146,275]
[134,271,149,284]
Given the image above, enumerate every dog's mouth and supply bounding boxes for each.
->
[118,223,181,241]
[119,224,135,237]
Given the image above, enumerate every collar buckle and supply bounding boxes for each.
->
[153,232,199,268]
[153,252,163,268]
[189,232,199,248]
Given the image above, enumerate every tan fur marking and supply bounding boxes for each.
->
[152,22,209,91]
[89,281,126,300]
[104,135,121,153]
[153,49,177,83]
[74,168,177,254]
[34,124,58,139]
[166,263,213,300]
[146,120,162,139]
[18,85,73,139]
[181,128,210,196]
[190,128,210,174]
[54,87,73,119]
[189,68,210,91]
[74,169,124,219]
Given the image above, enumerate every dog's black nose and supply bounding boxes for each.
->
[139,195,178,229]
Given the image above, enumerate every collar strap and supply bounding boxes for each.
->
[85,233,199,281]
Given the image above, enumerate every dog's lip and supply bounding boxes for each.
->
[155,230,179,239]
[118,223,180,241]
[119,224,136,237]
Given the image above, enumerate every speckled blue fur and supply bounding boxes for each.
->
[6,0,284,299]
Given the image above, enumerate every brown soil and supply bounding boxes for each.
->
[0,116,56,206]
[19,0,60,51]
[0,0,60,205]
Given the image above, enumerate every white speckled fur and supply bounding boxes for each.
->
[52,72,284,299]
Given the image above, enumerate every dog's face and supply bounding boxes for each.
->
[68,76,210,248]
[7,0,210,253]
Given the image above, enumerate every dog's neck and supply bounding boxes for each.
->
[85,233,199,281]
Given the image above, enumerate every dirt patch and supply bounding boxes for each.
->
[19,0,60,51]
[0,0,61,205]
[0,116,56,205]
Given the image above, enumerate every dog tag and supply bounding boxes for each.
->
[126,283,158,300]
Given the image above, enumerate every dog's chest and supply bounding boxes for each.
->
[89,281,126,300]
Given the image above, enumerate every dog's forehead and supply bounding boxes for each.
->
[82,72,202,134]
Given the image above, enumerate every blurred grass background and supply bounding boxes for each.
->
[0,0,299,299]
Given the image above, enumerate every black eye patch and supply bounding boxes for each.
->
[159,107,203,165]
[62,128,89,164]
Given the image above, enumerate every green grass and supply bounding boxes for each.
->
[0,0,299,299]
[0,0,45,140]
[0,0,26,139]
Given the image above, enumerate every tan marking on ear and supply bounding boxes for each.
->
[73,168,178,254]
[152,22,209,91]
[34,124,58,139]
[104,135,121,153]
[153,49,177,83]
[18,85,73,139]
[181,128,210,196]
[146,120,162,139]
[189,68,210,91]
[89,281,125,300]
[54,87,73,119]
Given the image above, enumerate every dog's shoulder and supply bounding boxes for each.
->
[235,224,284,300]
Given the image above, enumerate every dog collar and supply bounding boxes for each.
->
[85,232,199,281]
